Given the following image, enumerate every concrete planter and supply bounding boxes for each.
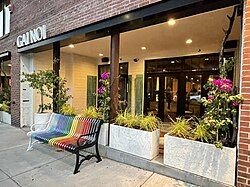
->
[110,124,160,160]
[0,111,11,124]
[164,135,236,186]
[98,122,109,146]
[33,113,51,131]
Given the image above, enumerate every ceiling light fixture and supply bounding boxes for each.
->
[168,18,176,26]
[171,61,175,64]
[69,44,75,48]
[8,64,11,67]
[186,39,192,44]
[99,53,104,57]
[141,47,147,50]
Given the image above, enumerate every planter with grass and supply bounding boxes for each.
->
[164,70,243,186]
[0,111,11,124]
[0,103,11,124]
[110,111,160,160]
[164,135,236,186]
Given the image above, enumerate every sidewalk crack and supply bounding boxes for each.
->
[140,172,154,187]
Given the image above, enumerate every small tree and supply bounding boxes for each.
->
[22,70,72,113]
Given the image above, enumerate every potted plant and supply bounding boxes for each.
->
[93,72,111,146]
[164,59,243,186]
[0,103,11,124]
[22,70,72,130]
[0,72,11,124]
[110,110,160,160]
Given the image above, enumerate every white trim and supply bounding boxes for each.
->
[0,52,10,58]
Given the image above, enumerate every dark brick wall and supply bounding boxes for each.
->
[0,0,161,126]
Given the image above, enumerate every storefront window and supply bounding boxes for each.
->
[0,60,11,90]
[0,0,11,38]
[145,53,234,121]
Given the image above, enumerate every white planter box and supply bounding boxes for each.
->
[164,135,236,186]
[0,111,11,124]
[98,122,109,146]
[110,124,160,160]
[33,113,51,131]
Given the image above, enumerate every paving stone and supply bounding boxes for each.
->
[142,173,197,187]
[0,170,9,182]
[0,143,70,177]
[0,123,28,151]
[0,179,19,187]
[13,158,153,187]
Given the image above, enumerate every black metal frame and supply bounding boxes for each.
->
[73,130,102,174]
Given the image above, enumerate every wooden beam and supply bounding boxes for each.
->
[110,33,120,122]
[53,42,60,112]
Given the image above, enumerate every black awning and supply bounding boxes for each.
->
[0,51,11,61]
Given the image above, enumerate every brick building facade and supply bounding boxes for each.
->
[0,0,250,186]
[237,0,250,186]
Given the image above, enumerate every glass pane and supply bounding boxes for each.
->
[185,75,202,117]
[0,60,11,91]
[164,76,178,121]
[146,76,158,116]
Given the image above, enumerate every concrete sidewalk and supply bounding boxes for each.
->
[0,123,196,187]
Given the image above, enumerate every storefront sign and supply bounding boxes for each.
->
[17,25,46,48]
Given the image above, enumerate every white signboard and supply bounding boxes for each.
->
[17,25,46,48]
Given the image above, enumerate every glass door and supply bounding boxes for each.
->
[146,75,178,121]
[185,75,202,118]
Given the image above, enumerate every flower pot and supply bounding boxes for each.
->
[164,135,236,186]
[98,122,109,146]
[33,113,52,131]
[0,111,11,124]
[110,124,160,160]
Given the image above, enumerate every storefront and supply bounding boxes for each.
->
[1,0,250,186]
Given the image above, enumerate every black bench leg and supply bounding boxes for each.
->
[73,151,80,174]
[95,143,102,163]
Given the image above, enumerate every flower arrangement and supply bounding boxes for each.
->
[201,77,243,148]
[168,57,243,148]
[96,72,111,121]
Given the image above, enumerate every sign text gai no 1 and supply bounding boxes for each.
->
[17,25,47,48]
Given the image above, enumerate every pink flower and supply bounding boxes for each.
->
[101,72,110,80]
[208,95,214,101]
[98,86,106,94]
[232,101,240,107]
[212,78,232,93]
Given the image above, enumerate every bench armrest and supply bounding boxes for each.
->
[30,122,49,132]
[77,132,98,146]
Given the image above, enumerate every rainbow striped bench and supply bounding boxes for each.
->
[27,113,103,174]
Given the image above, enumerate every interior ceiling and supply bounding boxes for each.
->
[61,6,240,60]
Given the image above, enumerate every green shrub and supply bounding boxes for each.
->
[167,117,192,139]
[0,103,10,113]
[82,107,103,119]
[192,117,213,143]
[60,104,76,116]
[115,110,160,132]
